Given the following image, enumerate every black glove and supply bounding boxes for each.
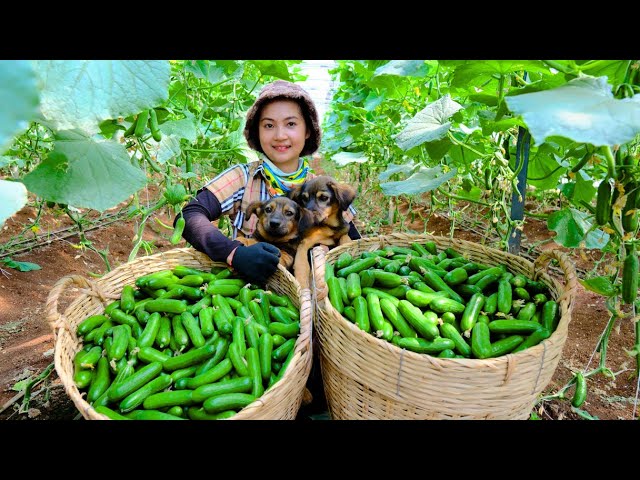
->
[232,242,281,285]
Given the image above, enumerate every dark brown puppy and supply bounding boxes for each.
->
[237,196,302,270]
[288,175,356,289]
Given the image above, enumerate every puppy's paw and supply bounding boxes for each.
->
[338,235,352,246]
[236,237,256,247]
[279,251,294,270]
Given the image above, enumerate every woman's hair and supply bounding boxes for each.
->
[243,80,321,157]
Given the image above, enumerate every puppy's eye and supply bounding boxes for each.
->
[285,210,294,217]
[264,206,273,213]
[319,194,330,202]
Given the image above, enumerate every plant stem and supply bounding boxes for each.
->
[600,145,618,180]
[447,132,489,158]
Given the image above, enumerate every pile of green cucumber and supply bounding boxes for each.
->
[326,241,560,359]
[72,265,301,420]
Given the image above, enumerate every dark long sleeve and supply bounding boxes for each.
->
[178,187,242,263]
[348,221,361,240]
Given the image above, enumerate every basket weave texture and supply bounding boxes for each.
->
[310,233,578,420]
[46,247,313,420]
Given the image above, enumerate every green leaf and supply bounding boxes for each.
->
[33,60,170,135]
[572,407,599,420]
[380,166,457,196]
[455,185,483,201]
[2,258,41,272]
[378,162,417,182]
[156,135,182,164]
[579,276,618,297]
[479,115,526,136]
[373,60,429,77]
[0,179,28,227]
[468,94,498,107]
[11,378,30,392]
[505,75,640,147]
[578,60,629,86]
[22,131,147,212]
[527,145,565,190]
[331,151,369,167]
[0,60,40,152]
[394,95,463,151]
[159,117,197,143]
[424,137,453,162]
[564,173,596,205]
[363,91,386,111]
[450,60,547,89]
[184,60,227,83]
[251,61,292,81]
[547,207,609,249]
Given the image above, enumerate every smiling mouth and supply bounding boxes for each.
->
[273,145,290,152]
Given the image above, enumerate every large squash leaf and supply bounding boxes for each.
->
[506,75,640,147]
[33,60,170,135]
[394,95,462,151]
[22,130,146,212]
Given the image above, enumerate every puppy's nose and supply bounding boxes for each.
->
[269,220,281,229]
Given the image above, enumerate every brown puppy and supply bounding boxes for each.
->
[236,196,302,270]
[288,175,357,289]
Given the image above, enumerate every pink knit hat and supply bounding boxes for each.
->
[244,80,321,157]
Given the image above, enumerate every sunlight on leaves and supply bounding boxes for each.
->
[506,75,640,147]
[331,151,369,167]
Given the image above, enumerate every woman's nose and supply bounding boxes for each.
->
[273,126,287,139]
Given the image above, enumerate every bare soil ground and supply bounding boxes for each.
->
[0,184,638,421]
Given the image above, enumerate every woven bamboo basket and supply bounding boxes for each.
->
[310,233,578,420]
[46,247,313,420]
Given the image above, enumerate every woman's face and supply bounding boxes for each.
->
[258,99,310,173]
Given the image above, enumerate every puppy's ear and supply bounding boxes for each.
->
[329,182,357,211]
[245,201,262,220]
[287,184,303,203]
[297,207,315,235]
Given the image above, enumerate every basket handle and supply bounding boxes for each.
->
[532,249,578,311]
[310,245,330,303]
[46,274,115,334]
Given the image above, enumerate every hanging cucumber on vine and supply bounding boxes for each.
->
[148,108,162,142]
[164,183,190,245]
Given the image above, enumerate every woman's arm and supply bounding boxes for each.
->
[179,188,242,263]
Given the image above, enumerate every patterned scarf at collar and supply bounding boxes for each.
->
[261,156,310,196]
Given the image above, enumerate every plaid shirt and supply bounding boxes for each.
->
[204,159,356,239]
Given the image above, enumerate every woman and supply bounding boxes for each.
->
[179,79,359,285]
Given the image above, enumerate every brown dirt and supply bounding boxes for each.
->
[0,186,638,421]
